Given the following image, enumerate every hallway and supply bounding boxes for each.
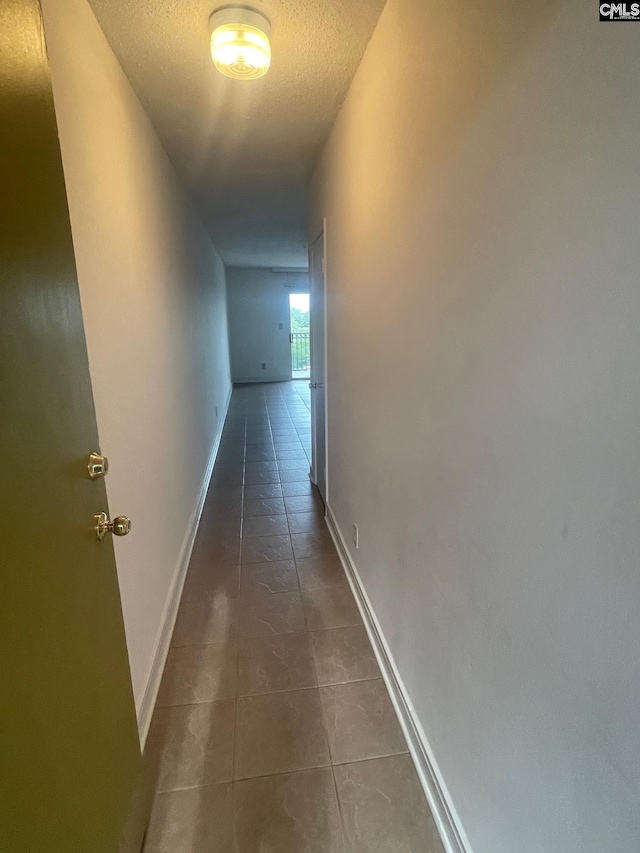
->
[5,0,640,848]
[144,382,443,852]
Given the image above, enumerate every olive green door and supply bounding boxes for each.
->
[0,2,141,851]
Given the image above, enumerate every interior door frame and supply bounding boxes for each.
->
[309,219,328,504]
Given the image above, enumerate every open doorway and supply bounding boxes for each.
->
[289,292,310,379]
[309,229,326,503]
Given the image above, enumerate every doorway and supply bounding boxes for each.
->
[289,292,310,379]
[309,229,327,503]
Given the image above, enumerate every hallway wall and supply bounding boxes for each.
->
[310,1,640,851]
[227,268,308,383]
[41,0,232,738]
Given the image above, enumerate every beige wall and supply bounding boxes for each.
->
[310,1,640,850]
[227,268,309,383]
[42,0,232,739]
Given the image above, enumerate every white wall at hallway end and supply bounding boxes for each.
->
[310,1,640,851]
[227,267,309,383]
[41,0,232,724]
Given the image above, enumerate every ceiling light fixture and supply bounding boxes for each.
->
[209,7,271,80]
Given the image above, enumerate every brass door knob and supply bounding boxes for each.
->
[112,516,132,536]
[95,511,132,541]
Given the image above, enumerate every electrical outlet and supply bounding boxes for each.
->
[353,524,359,549]
[262,362,266,370]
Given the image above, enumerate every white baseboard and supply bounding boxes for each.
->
[325,505,473,853]
[136,385,233,747]
[233,375,293,384]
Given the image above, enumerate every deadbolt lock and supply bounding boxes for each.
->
[95,511,132,541]
[88,452,109,480]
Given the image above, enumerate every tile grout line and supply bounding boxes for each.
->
[229,395,250,844]
[231,403,247,794]
[156,746,410,795]
[289,498,349,842]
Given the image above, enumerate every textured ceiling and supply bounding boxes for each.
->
[88,0,386,267]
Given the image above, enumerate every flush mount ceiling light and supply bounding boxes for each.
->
[209,6,271,80]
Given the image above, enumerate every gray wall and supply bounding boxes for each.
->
[227,268,309,383]
[43,0,232,735]
[310,1,640,851]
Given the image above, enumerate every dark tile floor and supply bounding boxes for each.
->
[144,382,444,853]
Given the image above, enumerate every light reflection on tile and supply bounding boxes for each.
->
[150,700,235,791]
[157,642,237,706]
[144,784,234,852]
[149,382,440,853]
[171,597,238,647]
[181,564,240,602]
